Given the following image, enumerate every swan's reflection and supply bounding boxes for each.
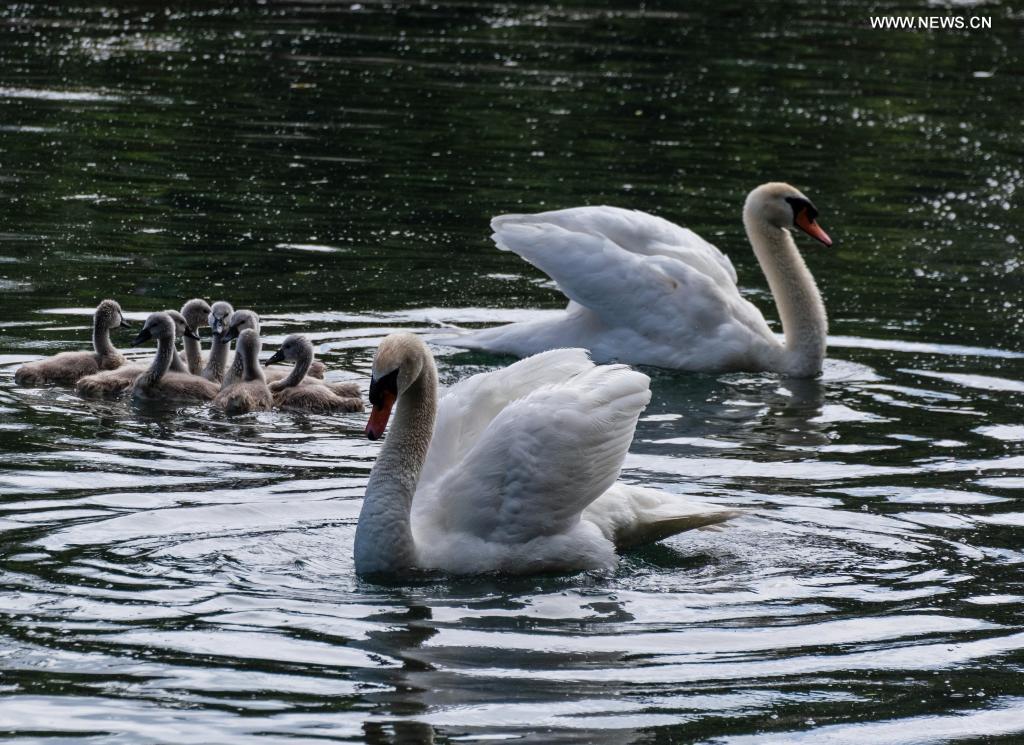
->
[637,369,828,450]
[358,598,439,724]
[354,590,651,744]
[363,719,436,744]
[770,376,829,447]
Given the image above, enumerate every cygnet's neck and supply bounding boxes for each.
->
[93,313,116,359]
[183,333,203,375]
[170,346,189,373]
[238,337,266,383]
[204,334,229,381]
[139,331,175,387]
[281,343,314,388]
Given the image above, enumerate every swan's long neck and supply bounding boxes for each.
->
[744,214,827,377]
[281,344,313,388]
[203,334,229,381]
[139,332,175,387]
[354,358,437,575]
[183,335,202,375]
[92,314,116,359]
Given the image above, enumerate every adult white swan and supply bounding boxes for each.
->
[448,182,832,378]
[353,333,736,576]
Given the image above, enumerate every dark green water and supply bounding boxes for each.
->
[1,2,1023,742]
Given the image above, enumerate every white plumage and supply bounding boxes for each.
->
[354,335,736,576]
[448,183,832,377]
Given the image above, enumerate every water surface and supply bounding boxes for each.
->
[1,2,1023,743]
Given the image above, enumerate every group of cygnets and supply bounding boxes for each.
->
[14,299,363,415]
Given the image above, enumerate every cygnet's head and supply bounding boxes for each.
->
[265,334,313,367]
[96,299,131,330]
[366,332,430,441]
[180,298,211,332]
[208,301,234,336]
[165,309,201,341]
[221,309,260,343]
[131,311,176,347]
[744,182,832,247]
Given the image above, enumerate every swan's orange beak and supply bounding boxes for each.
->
[795,211,832,247]
[366,391,395,441]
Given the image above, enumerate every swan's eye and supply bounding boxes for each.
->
[786,196,832,246]
[784,196,818,223]
[369,368,399,408]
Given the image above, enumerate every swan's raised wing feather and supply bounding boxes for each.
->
[493,206,738,284]
[417,348,594,494]
[417,362,651,545]
[490,220,775,353]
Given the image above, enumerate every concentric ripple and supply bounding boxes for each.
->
[3,310,1024,742]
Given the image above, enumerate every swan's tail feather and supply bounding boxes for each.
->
[584,484,740,552]
[613,508,742,551]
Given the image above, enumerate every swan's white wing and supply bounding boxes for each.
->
[490,219,776,355]
[493,206,738,286]
[416,348,594,495]
[416,362,651,545]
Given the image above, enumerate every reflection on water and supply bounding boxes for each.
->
[1,1,1023,743]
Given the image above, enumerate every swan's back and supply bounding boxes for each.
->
[272,381,363,413]
[215,380,273,415]
[133,372,219,402]
[76,363,146,398]
[264,362,326,385]
[326,381,360,399]
[15,351,107,386]
[417,348,595,492]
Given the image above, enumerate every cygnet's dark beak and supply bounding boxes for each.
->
[183,325,201,341]
[264,349,285,367]
[130,327,153,347]
[222,326,240,343]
